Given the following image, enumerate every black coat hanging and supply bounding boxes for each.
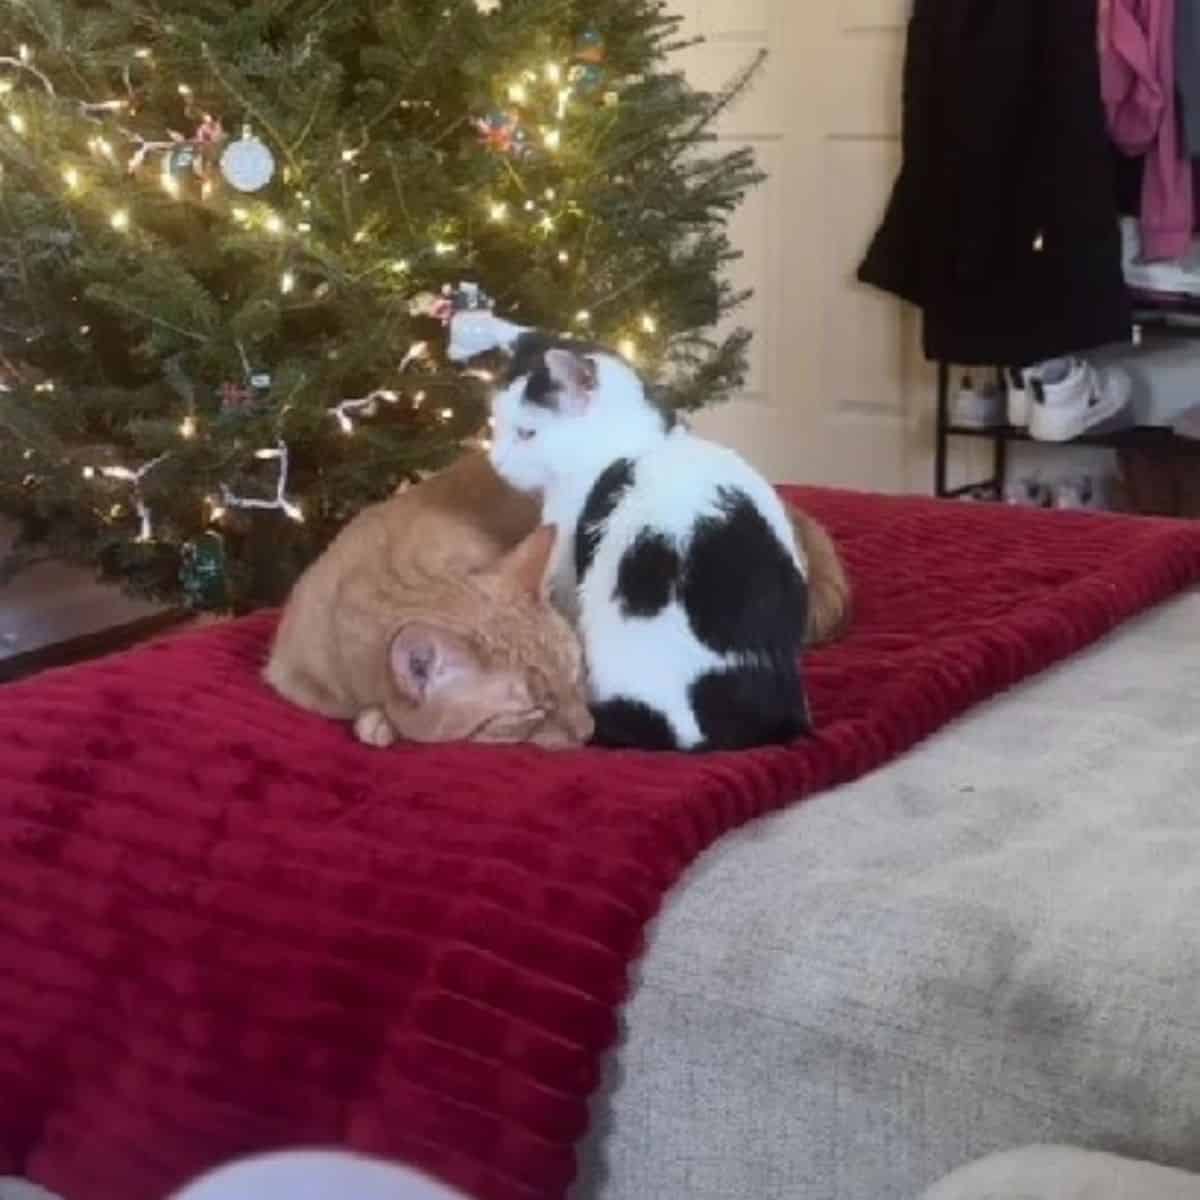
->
[858,0,1131,367]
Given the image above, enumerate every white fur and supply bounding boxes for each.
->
[490,351,805,749]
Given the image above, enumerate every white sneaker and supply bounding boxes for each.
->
[952,373,1005,428]
[1121,216,1200,295]
[1006,367,1031,427]
[1027,357,1133,443]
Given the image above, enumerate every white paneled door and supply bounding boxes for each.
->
[672,0,929,492]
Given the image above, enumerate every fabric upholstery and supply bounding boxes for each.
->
[2,491,1199,1200]
[575,590,1200,1200]
[923,1147,1200,1200]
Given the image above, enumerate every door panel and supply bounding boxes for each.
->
[671,0,926,491]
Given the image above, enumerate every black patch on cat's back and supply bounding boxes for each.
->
[680,487,806,656]
[690,661,812,752]
[615,529,679,617]
[590,698,679,751]
[575,458,635,583]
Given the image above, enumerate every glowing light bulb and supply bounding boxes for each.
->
[619,338,637,361]
[489,202,508,221]
[109,208,130,232]
[7,112,26,135]
[179,414,197,438]
[254,447,282,460]
[544,187,557,201]
[280,269,296,294]
[640,314,658,334]
[231,206,249,223]
[575,309,591,325]
[539,215,555,233]
[545,62,563,83]
[413,390,426,408]
[390,259,409,274]
[438,407,454,422]
[62,166,80,190]
[82,466,96,480]
[297,221,311,233]
[543,127,561,151]
[177,83,192,97]
[264,213,285,235]
[353,226,368,243]
[434,241,454,255]
[507,82,528,105]
[134,47,152,59]
[557,250,570,264]
[208,501,226,523]
[18,44,31,63]
[341,147,359,163]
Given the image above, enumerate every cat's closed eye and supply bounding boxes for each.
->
[517,427,536,441]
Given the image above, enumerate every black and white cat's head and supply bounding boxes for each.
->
[489,331,672,495]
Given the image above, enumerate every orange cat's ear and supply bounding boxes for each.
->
[390,621,480,703]
[499,524,557,600]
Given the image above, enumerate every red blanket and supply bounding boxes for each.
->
[3,489,1199,1200]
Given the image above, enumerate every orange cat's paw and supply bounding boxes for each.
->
[354,708,398,749]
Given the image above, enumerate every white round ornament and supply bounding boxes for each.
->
[448,310,527,363]
[220,132,276,192]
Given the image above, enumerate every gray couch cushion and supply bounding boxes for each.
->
[575,591,1200,1200]
[923,1147,1200,1200]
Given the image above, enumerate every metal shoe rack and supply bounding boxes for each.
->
[934,314,1200,499]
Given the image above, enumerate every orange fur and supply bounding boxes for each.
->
[265,454,591,749]
[266,453,850,747]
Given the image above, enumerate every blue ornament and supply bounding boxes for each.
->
[575,63,606,95]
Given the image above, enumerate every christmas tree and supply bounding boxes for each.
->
[0,0,763,610]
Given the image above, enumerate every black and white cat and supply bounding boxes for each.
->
[488,332,811,752]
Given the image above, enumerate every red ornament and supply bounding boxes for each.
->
[220,381,255,412]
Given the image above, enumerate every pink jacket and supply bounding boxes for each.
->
[1101,0,1193,261]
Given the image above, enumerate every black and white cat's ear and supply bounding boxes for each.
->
[544,349,599,415]
[390,622,481,703]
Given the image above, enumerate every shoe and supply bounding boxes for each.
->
[1006,367,1031,428]
[1175,405,1200,440]
[1027,357,1133,443]
[952,373,1006,429]
[1121,216,1200,296]
[1004,476,1048,507]
[1052,475,1095,510]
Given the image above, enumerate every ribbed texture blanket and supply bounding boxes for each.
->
[3,489,1199,1200]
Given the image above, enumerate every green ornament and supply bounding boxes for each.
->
[168,142,201,178]
[180,531,229,611]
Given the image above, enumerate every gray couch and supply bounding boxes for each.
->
[575,590,1200,1199]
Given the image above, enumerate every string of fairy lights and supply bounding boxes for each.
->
[0,25,662,545]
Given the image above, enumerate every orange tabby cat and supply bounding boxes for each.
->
[266,452,849,748]
[265,454,593,749]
